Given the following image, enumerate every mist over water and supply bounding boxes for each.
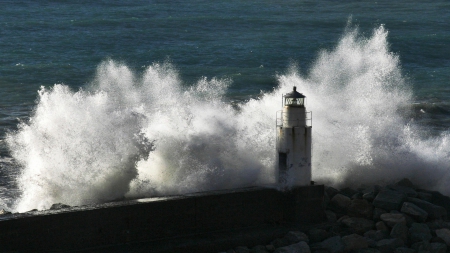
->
[6,25,450,212]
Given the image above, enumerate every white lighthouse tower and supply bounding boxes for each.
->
[276,86,312,187]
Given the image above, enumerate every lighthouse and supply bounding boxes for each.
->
[276,86,312,187]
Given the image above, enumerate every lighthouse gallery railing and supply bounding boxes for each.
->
[276,110,312,127]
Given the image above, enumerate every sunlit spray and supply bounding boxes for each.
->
[7,25,450,212]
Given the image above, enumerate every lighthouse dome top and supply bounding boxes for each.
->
[283,86,305,107]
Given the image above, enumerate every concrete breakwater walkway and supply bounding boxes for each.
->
[0,185,325,252]
[219,178,450,253]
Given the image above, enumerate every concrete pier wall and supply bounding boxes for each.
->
[0,185,324,252]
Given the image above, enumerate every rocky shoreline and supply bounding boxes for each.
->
[219,179,450,253]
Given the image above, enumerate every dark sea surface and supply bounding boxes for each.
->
[0,0,449,211]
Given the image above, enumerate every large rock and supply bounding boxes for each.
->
[274,241,310,253]
[325,210,337,223]
[400,202,428,222]
[235,246,250,253]
[373,208,387,221]
[431,242,447,253]
[348,199,373,219]
[435,228,450,246]
[330,194,352,213]
[426,220,450,231]
[340,187,359,198]
[411,241,431,252]
[375,221,389,231]
[376,238,404,253]
[406,197,447,220]
[380,213,406,227]
[364,230,388,242]
[394,178,416,188]
[284,231,309,244]
[342,234,368,252]
[326,186,340,199]
[340,217,375,234]
[388,185,418,198]
[320,236,345,253]
[272,238,291,248]
[307,228,329,243]
[356,249,381,253]
[373,189,406,211]
[250,245,268,253]
[417,191,433,202]
[50,203,70,210]
[393,247,415,253]
[409,223,432,244]
[390,223,409,244]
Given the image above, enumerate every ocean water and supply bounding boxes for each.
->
[0,1,449,212]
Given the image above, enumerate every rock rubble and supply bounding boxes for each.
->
[219,178,450,253]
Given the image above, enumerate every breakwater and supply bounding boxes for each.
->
[0,185,324,252]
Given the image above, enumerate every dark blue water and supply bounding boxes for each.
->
[1,0,449,211]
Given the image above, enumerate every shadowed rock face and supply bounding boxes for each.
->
[221,178,450,253]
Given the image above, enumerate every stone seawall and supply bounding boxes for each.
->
[219,179,450,253]
[0,185,325,252]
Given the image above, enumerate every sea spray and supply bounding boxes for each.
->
[278,25,450,192]
[7,25,450,212]
[7,61,271,212]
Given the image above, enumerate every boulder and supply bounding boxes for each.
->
[340,187,359,198]
[348,199,373,219]
[330,194,351,213]
[340,217,375,234]
[373,189,406,211]
[250,245,268,253]
[380,213,406,227]
[355,249,381,253]
[417,191,433,202]
[352,192,364,200]
[388,185,418,198]
[50,203,70,210]
[326,187,340,199]
[273,241,310,253]
[307,228,329,243]
[342,234,368,252]
[393,247,415,253]
[426,220,450,231]
[400,202,428,222]
[364,230,388,242]
[409,223,432,244]
[411,241,431,252]
[272,238,291,248]
[435,228,450,246]
[235,246,250,253]
[431,242,447,253]
[320,236,345,253]
[376,238,404,253]
[284,231,309,244]
[325,210,337,223]
[372,208,387,221]
[406,197,447,220]
[390,223,409,244]
[422,190,450,214]
[265,244,276,252]
[363,192,377,202]
[375,221,389,231]
[394,178,416,188]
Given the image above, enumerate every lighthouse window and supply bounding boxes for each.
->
[285,98,304,107]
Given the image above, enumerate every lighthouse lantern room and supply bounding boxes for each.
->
[276,86,312,187]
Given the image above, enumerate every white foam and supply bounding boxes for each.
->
[7,25,450,212]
